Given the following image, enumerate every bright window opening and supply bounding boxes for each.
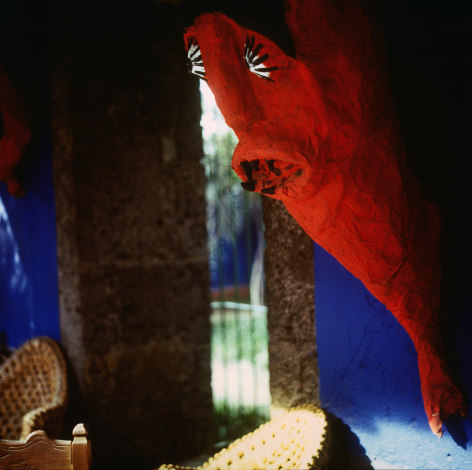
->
[200,81,270,444]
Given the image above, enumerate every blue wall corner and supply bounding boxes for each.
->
[314,242,472,468]
[0,132,60,349]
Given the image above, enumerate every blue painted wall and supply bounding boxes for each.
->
[0,132,60,349]
[315,242,472,469]
[209,215,260,291]
[0,0,59,350]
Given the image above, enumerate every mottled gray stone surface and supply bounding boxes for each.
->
[262,198,320,412]
[50,4,213,468]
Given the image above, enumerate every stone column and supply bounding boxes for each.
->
[262,198,319,415]
[49,3,213,468]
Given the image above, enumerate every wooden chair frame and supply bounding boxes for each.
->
[0,423,91,470]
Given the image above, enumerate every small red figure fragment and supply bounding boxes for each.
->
[0,67,30,197]
[185,0,466,435]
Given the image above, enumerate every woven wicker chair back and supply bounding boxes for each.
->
[0,337,68,440]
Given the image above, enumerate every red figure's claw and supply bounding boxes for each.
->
[428,401,468,437]
[417,350,466,436]
[429,412,443,437]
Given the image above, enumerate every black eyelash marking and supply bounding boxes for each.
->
[187,38,207,81]
[244,36,278,82]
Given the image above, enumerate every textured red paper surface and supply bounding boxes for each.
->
[0,68,30,196]
[185,0,465,435]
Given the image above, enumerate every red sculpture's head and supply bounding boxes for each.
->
[184,4,375,205]
[184,13,331,201]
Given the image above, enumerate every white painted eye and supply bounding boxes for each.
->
[187,38,206,81]
[244,36,278,82]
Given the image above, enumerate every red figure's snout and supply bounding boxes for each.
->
[232,142,316,200]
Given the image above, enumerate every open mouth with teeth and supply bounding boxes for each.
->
[237,158,306,198]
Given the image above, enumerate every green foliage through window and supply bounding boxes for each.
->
[200,82,270,444]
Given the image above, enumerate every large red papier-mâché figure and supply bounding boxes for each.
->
[184,0,466,435]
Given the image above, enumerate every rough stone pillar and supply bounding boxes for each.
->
[49,3,213,468]
[262,198,319,415]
